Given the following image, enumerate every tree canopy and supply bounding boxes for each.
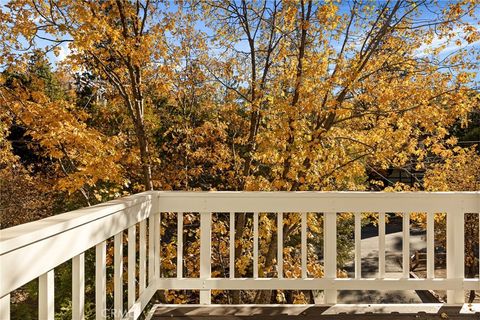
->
[1,0,479,310]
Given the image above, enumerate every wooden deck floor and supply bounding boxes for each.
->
[149,304,480,320]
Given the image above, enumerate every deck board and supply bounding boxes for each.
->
[150,304,480,320]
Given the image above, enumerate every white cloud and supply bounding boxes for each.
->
[414,26,480,58]
[56,43,71,62]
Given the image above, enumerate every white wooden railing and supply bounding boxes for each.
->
[0,191,479,319]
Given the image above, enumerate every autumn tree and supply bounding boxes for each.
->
[1,0,178,191]
[1,52,127,206]
[1,0,479,309]
[195,0,479,303]
[424,145,480,302]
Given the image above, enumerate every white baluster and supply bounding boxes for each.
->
[354,212,362,279]
[148,216,154,284]
[96,241,107,320]
[426,212,435,279]
[0,294,10,320]
[200,212,211,304]
[402,213,410,278]
[177,212,184,279]
[154,213,161,279]
[128,225,136,309]
[324,212,337,304]
[139,220,147,293]
[72,253,85,320]
[253,212,259,278]
[39,270,54,320]
[114,232,123,320]
[301,212,307,279]
[230,212,235,279]
[378,212,386,278]
[277,212,283,278]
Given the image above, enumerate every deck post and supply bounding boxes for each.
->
[324,212,337,304]
[446,210,464,304]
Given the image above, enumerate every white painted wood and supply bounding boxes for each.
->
[229,212,235,279]
[1,191,157,254]
[0,191,473,241]
[156,191,479,214]
[122,279,157,320]
[324,212,337,303]
[139,220,146,293]
[148,216,154,285]
[200,212,211,304]
[426,212,434,279]
[96,241,107,320]
[301,212,307,279]
[114,232,123,320]
[150,303,458,316]
[157,277,478,290]
[152,303,462,315]
[1,190,478,314]
[72,253,85,320]
[402,213,410,278]
[177,212,183,279]
[354,212,361,279]
[446,210,465,304]
[2,191,477,298]
[0,294,10,320]
[0,194,154,297]
[39,269,54,320]
[154,213,160,279]
[321,303,445,315]
[378,212,385,278]
[128,225,136,309]
[253,212,259,278]
[277,212,283,279]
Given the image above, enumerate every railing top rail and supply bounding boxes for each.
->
[157,191,479,213]
[158,191,479,195]
[0,191,157,255]
[1,191,478,256]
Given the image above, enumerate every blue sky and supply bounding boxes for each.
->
[1,0,478,70]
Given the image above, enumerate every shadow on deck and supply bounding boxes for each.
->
[149,304,480,319]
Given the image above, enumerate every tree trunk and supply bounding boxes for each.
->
[134,116,153,191]
[232,212,247,303]
[255,1,313,303]
[254,224,281,303]
[138,128,153,191]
